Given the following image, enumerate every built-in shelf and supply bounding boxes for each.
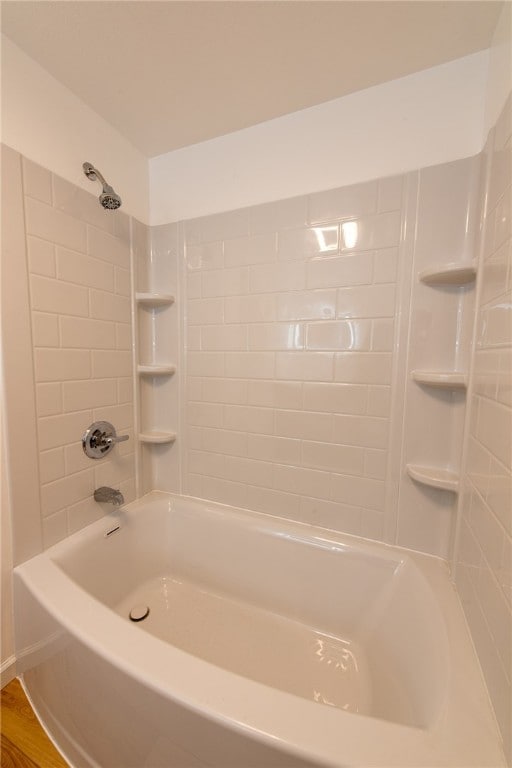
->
[137,364,176,376]
[419,261,477,286]
[139,431,177,444]
[411,370,467,389]
[406,463,459,493]
[136,292,175,307]
[135,279,178,478]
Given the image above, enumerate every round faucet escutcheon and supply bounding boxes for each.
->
[82,421,129,459]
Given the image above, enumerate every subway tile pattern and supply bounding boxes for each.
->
[183,175,404,541]
[21,158,136,548]
[456,95,512,763]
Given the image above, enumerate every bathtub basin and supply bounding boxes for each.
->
[14,491,504,767]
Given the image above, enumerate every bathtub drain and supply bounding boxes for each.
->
[129,604,150,622]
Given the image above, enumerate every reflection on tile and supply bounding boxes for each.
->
[248,323,304,351]
[306,318,370,350]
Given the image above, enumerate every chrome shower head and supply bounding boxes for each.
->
[83,162,122,210]
[99,185,122,210]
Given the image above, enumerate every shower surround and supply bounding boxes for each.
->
[1,96,510,762]
[2,146,137,558]
[455,93,512,757]
[145,158,480,561]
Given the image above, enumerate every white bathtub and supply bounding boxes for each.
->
[14,491,504,768]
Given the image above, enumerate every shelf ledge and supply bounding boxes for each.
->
[137,364,176,376]
[406,463,459,493]
[139,431,177,444]
[411,370,467,389]
[136,292,175,307]
[419,261,477,286]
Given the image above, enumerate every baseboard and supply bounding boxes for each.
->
[1,654,17,688]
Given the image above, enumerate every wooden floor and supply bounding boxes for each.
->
[1,679,69,768]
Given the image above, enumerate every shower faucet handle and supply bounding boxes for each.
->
[82,421,129,459]
[104,433,129,446]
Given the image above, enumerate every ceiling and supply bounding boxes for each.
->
[1,1,504,158]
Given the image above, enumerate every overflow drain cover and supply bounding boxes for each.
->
[129,604,150,622]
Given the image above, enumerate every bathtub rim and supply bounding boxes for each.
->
[14,490,506,768]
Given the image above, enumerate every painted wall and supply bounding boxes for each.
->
[0,379,15,686]
[484,2,512,137]
[0,35,150,224]
[149,52,488,225]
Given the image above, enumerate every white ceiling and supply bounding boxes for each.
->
[1,1,504,158]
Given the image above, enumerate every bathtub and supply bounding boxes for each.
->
[14,491,504,768]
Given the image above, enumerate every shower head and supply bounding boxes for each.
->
[83,162,122,210]
[99,185,122,210]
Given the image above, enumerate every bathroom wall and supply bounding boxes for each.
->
[484,2,512,137]
[453,5,511,759]
[0,383,15,686]
[1,34,149,680]
[396,156,481,555]
[136,222,181,496]
[1,29,509,756]
[180,178,404,543]
[1,147,137,559]
[150,51,488,224]
[169,156,479,559]
[1,35,149,223]
[455,92,512,762]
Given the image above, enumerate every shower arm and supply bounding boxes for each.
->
[83,162,107,187]
[82,161,122,210]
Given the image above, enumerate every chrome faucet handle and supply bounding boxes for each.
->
[82,421,129,459]
[104,433,129,446]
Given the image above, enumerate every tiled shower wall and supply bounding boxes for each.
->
[158,156,480,560]
[456,94,512,761]
[6,150,137,550]
[182,177,406,542]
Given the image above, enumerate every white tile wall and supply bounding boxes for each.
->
[456,95,512,763]
[182,175,405,540]
[395,156,482,559]
[11,148,509,758]
[21,157,136,548]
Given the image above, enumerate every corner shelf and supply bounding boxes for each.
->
[139,431,177,445]
[406,463,459,493]
[418,261,477,286]
[136,292,175,307]
[411,370,467,389]
[135,294,177,455]
[137,364,176,376]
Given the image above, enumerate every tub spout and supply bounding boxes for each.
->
[94,486,124,507]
